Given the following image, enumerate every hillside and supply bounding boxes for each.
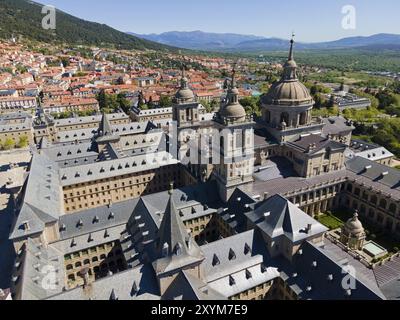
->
[0,0,176,51]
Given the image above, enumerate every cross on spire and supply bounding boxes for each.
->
[230,62,237,89]
[289,32,295,61]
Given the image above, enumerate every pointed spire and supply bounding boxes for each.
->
[180,60,189,89]
[230,63,237,89]
[288,32,295,61]
[110,289,118,300]
[282,34,298,81]
[99,112,113,136]
[154,184,204,273]
[181,60,186,79]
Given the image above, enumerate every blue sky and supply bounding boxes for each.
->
[43,0,400,42]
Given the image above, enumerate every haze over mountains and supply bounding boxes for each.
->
[133,31,400,52]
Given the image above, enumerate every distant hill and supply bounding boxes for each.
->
[0,0,176,51]
[130,30,265,50]
[132,30,400,52]
[234,33,400,52]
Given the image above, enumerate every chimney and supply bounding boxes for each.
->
[263,192,269,200]
[79,267,91,288]
[306,223,312,234]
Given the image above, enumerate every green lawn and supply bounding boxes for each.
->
[316,213,344,230]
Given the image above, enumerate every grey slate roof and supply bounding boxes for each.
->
[47,264,160,300]
[346,156,400,200]
[53,113,129,127]
[153,191,205,275]
[10,153,63,240]
[245,194,328,243]
[162,270,225,300]
[286,134,346,154]
[13,238,65,300]
[322,116,355,135]
[201,229,280,297]
[282,241,386,300]
[58,151,178,186]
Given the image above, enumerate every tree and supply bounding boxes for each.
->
[97,89,107,109]
[314,93,327,109]
[159,95,173,108]
[137,91,145,108]
[199,100,212,113]
[60,57,70,68]
[240,96,261,116]
[327,95,335,109]
[2,138,15,150]
[17,135,29,148]
[116,93,131,113]
[376,90,396,109]
[96,90,120,112]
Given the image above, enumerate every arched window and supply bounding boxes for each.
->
[162,243,169,257]
[264,110,271,123]
[368,209,375,218]
[280,112,289,125]
[75,261,82,268]
[300,111,307,125]
[389,203,396,214]
[220,136,224,150]
[379,199,387,209]
[371,195,377,205]
[66,264,73,270]
[346,184,353,192]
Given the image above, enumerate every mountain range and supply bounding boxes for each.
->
[0,0,176,52]
[127,31,265,50]
[133,31,400,52]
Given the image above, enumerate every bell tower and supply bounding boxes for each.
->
[212,68,255,202]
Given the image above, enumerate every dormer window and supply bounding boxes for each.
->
[22,221,30,231]
[212,254,220,266]
[76,219,83,228]
[162,243,169,257]
[174,243,183,256]
[244,243,251,255]
[245,269,252,279]
[228,248,236,261]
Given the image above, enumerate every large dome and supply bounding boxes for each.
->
[175,86,195,101]
[220,101,246,120]
[264,80,313,105]
[344,212,365,236]
[174,67,196,104]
